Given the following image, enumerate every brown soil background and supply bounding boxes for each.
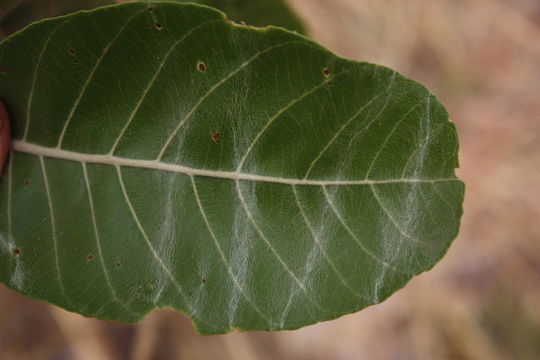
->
[1,0,540,359]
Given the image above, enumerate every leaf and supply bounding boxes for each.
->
[0,2,464,334]
[0,0,114,37]
[167,0,306,34]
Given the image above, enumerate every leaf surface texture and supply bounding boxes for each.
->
[0,2,463,334]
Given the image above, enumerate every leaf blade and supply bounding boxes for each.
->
[0,2,463,334]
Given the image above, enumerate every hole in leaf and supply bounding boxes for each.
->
[211,132,221,143]
[155,23,163,31]
[197,61,206,72]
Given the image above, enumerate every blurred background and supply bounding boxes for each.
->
[1,0,540,359]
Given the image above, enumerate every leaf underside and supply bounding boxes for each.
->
[0,2,464,334]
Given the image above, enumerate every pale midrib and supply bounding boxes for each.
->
[12,140,459,186]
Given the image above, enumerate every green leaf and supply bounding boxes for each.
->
[0,0,114,37]
[168,0,306,34]
[0,0,306,39]
[0,2,464,334]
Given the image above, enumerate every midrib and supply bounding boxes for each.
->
[11,140,459,186]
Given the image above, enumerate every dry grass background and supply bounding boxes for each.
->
[1,0,540,359]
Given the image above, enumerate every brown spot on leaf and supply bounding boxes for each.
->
[68,48,76,56]
[211,132,221,143]
[23,180,29,186]
[198,62,206,72]
[12,249,21,255]
[323,67,331,76]
[87,254,94,261]
[155,23,163,31]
